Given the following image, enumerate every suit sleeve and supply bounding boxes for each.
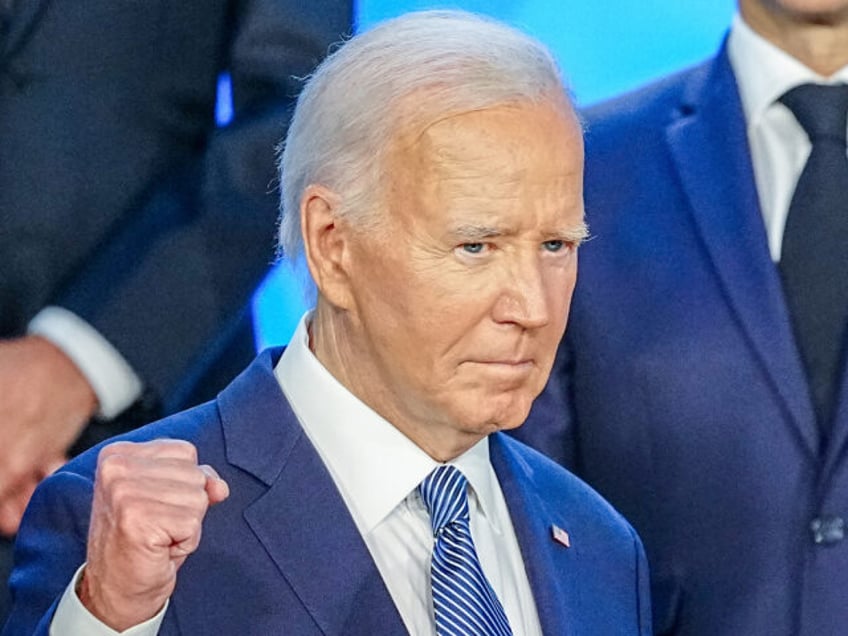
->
[2,472,94,636]
[54,0,353,414]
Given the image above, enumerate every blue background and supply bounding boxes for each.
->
[252,0,737,348]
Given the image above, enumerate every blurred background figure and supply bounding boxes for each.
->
[0,0,352,620]
[514,0,848,634]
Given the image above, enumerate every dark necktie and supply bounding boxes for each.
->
[419,465,513,636]
[779,83,848,440]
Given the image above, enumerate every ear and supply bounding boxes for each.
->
[301,184,356,309]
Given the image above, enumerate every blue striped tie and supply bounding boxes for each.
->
[419,465,513,636]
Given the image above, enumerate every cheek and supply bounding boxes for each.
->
[547,263,578,324]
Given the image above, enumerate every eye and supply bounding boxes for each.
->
[542,240,565,252]
[460,242,486,254]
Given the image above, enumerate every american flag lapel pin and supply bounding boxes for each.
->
[551,524,571,548]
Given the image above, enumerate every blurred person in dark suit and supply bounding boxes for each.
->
[514,0,848,634]
[0,0,352,620]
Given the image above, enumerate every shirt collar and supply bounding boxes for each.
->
[274,313,502,536]
[728,13,848,128]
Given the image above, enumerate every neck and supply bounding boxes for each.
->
[740,2,848,75]
[309,303,482,463]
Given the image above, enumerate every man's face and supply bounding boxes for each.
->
[339,99,585,460]
[741,0,848,24]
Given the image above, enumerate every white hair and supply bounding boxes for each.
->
[278,9,572,266]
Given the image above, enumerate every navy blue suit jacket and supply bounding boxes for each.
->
[4,349,651,635]
[514,42,848,635]
[0,0,351,424]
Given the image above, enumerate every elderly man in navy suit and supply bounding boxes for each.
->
[514,0,848,634]
[3,10,651,636]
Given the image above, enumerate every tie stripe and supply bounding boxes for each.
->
[419,465,513,636]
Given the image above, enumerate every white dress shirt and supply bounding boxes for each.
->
[50,565,166,636]
[50,313,542,635]
[727,14,848,262]
[28,307,143,419]
[276,314,542,635]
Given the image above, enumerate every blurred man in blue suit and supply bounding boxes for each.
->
[3,11,652,636]
[0,0,351,620]
[514,0,848,634]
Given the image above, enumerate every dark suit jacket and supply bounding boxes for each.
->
[514,41,848,635]
[3,349,651,635]
[0,0,352,427]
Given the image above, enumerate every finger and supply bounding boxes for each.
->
[0,502,19,536]
[96,451,207,490]
[0,494,25,537]
[40,456,68,478]
[169,525,203,559]
[0,480,17,505]
[0,483,36,536]
[0,457,37,502]
[15,477,39,514]
[199,465,229,504]
[105,498,207,551]
[99,469,211,511]
[98,439,199,464]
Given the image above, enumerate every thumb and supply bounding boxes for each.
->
[199,465,229,505]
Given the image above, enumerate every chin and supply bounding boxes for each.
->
[476,394,535,433]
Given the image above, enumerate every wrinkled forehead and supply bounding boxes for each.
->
[374,98,584,239]
[394,88,576,143]
[382,92,580,183]
[406,97,577,160]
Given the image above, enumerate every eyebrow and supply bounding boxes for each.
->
[559,220,591,244]
[450,224,504,241]
[449,221,590,243]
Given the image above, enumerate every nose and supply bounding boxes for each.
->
[491,253,552,329]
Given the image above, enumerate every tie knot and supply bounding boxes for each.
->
[419,465,469,535]
[780,83,848,143]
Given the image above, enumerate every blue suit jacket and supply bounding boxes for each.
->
[514,41,848,636]
[4,349,651,635]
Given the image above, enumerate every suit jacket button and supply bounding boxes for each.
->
[811,516,845,545]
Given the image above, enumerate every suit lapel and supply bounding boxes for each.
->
[490,434,573,634]
[243,437,406,635]
[207,350,406,635]
[665,44,818,457]
[2,0,49,58]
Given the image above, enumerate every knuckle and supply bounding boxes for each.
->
[96,452,130,484]
[152,439,197,463]
[186,514,204,537]
[98,441,134,460]
[188,467,208,490]
[105,477,137,511]
[185,488,210,515]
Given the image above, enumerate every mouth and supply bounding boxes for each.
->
[480,359,533,366]
[466,359,535,375]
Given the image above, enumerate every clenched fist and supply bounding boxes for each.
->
[79,440,229,631]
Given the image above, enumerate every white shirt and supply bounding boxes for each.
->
[50,313,542,635]
[727,14,848,262]
[28,307,142,419]
[276,315,542,635]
